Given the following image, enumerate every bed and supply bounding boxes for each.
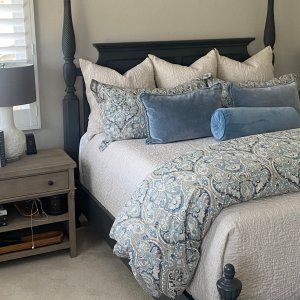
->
[79,134,217,218]
[79,133,300,300]
[61,1,300,299]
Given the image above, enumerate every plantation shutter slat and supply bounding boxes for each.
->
[0,0,28,63]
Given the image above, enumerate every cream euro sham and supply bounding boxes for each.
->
[148,50,217,88]
[79,58,156,140]
[216,46,274,83]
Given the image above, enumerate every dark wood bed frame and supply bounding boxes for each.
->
[62,1,276,299]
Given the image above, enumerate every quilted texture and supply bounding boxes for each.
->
[216,46,274,83]
[91,76,208,150]
[79,58,156,140]
[188,192,300,300]
[110,128,300,298]
[148,50,217,88]
[79,134,300,300]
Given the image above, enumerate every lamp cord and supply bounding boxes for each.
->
[30,199,48,249]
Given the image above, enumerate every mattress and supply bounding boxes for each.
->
[79,134,300,300]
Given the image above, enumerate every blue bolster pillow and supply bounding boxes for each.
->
[211,107,300,141]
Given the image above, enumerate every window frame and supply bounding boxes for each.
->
[0,0,41,130]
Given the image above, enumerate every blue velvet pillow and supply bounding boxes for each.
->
[230,81,300,111]
[140,84,222,144]
[211,107,300,141]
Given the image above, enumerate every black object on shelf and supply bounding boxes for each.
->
[25,133,37,155]
[0,131,6,167]
[42,195,68,216]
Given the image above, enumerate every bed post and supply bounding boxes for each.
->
[62,0,80,163]
[217,264,242,300]
[216,4,276,298]
[264,0,276,61]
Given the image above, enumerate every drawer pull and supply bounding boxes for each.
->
[48,180,54,186]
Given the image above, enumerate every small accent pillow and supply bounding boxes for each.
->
[211,107,300,141]
[216,46,274,83]
[148,50,217,88]
[79,58,156,140]
[91,76,208,150]
[140,84,222,144]
[230,74,300,111]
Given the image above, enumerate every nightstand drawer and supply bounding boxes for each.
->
[0,171,69,199]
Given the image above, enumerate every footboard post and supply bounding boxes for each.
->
[217,264,242,300]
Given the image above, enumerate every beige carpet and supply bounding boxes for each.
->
[0,225,153,300]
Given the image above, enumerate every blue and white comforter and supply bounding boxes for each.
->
[110,129,300,299]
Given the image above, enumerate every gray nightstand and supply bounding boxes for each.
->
[0,149,76,262]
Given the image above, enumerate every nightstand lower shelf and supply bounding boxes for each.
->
[0,236,70,263]
[0,210,69,234]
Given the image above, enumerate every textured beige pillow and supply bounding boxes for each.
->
[148,50,217,88]
[79,58,156,140]
[216,46,274,83]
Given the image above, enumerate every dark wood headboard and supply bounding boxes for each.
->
[80,38,254,135]
[93,39,254,73]
[62,0,276,164]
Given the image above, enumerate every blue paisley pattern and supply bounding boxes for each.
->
[110,129,300,299]
[90,77,208,150]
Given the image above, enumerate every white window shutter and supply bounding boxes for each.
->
[0,0,41,130]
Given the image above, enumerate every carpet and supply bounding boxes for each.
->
[0,225,152,300]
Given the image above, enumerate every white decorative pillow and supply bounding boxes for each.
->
[79,58,156,140]
[216,46,274,83]
[148,50,217,88]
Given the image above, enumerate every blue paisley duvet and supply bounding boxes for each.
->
[110,129,300,299]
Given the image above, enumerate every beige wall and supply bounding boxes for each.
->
[33,0,300,150]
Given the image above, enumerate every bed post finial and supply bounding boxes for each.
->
[217,264,242,300]
[264,0,276,62]
[62,0,80,163]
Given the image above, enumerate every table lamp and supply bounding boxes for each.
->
[0,64,36,162]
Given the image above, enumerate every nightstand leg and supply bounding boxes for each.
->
[68,190,77,257]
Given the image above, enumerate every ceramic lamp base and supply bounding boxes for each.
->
[0,107,26,162]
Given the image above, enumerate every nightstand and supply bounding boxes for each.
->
[0,149,76,262]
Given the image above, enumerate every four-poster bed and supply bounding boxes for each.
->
[61,1,281,299]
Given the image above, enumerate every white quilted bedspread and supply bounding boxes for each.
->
[79,134,300,300]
